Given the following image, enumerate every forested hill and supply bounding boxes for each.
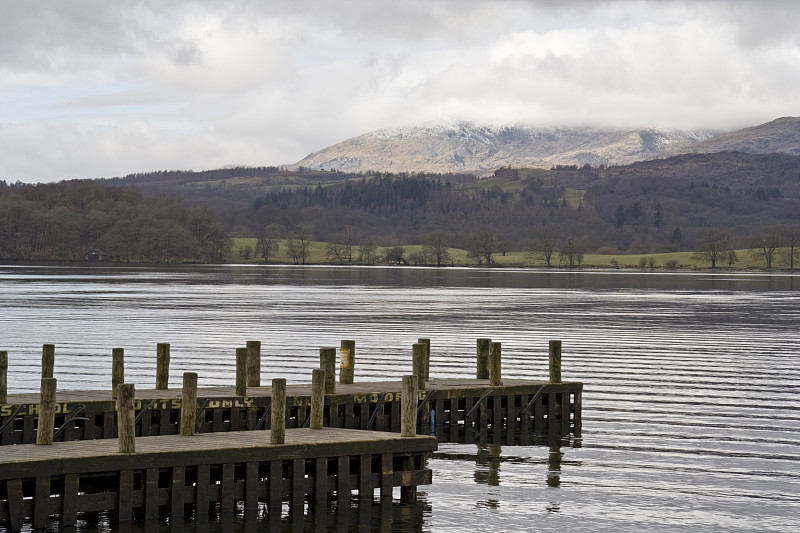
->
[0,180,230,262]
[103,151,800,256]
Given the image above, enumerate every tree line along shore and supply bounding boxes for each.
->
[2,151,800,271]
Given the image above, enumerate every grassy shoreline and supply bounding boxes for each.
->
[228,238,792,271]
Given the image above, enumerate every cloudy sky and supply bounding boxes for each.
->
[2,0,799,182]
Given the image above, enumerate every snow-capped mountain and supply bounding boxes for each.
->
[293,122,716,174]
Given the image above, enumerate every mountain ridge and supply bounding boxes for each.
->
[293,117,800,174]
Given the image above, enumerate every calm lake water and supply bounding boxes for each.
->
[1,264,799,532]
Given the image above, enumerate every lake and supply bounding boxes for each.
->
[1,264,799,532]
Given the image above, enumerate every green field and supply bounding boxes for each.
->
[229,238,780,270]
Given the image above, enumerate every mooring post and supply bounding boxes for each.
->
[320,347,336,393]
[270,378,286,444]
[400,375,419,503]
[477,338,491,379]
[418,338,431,380]
[112,348,124,400]
[549,340,562,384]
[246,340,261,387]
[0,350,7,404]
[489,342,502,386]
[340,340,355,384]
[36,377,57,445]
[156,343,170,390]
[412,343,426,390]
[181,372,198,436]
[117,383,136,453]
[42,343,55,379]
[401,375,418,437]
[310,369,324,430]
[235,347,248,396]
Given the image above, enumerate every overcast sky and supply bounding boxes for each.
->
[2,0,799,183]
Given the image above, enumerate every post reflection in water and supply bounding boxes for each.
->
[474,443,503,509]
[547,444,563,488]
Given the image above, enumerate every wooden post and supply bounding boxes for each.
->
[117,383,136,453]
[0,350,7,404]
[270,378,286,444]
[418,338,430,380]
[246,340,261,387]
[310,369,324,429]
[320,347,336,393]
[42,343,55,379]
[489,342,502,386]
[156,343,170,390]
[549,340,562,384]
[236,347,248,396]
[412,343,426,390]
[36,377,57,445]
[476,338,491,379]
[340,340,355,384]
[181,372,198,436]
[401,375,418,437]
[112,348,124,400]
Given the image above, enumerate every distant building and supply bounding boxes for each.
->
[84,249,110,262]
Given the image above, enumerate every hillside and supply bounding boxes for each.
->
[293,122,713,174]
[689,116,800,156]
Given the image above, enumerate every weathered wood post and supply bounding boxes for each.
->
[401,375,418,438]
[36,377,57,445]
[181,372,198,436]
[42,343,55,379]
[418,338,430,380]
[246,340,261,387]
[412,343,426,390]
[489,342,502,386]
[549,340,562,384]
[117,383,136,453]
[320,347,336,393]
[339,340,355,384]
[236,347,248,396]
[270,378,286,444]
[0,350,7,404]
[400,374,419,503]
[476,338,491,379]
[310,369,324,430]
[112,348,124,400]
[156,343,170,390]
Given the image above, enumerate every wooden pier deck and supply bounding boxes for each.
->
[0,428,436,531]
[1,378,582,446]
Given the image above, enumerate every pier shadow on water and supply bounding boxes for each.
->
[26,497,429,533]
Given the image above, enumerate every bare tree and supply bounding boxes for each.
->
[423,230,451,267]
[359,239,378,265]
[288,224,314,265]
[693,227,730,269]
[255,224,282,263]
[528,228,559,267]
[326,240,347,264]
[385,246,405,264]
[781,225,800,271]
[750,226,783,270]
[558,236,584,268]
[342,225,359,263]
[467,227,499,265]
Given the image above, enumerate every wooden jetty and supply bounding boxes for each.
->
[0,372,435,532]
[0,428,436,531]
[1,378,581,446]
[0,340,582,447]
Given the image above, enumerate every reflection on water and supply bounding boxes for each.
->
[68,498,429,533]
[1,265,799,532]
